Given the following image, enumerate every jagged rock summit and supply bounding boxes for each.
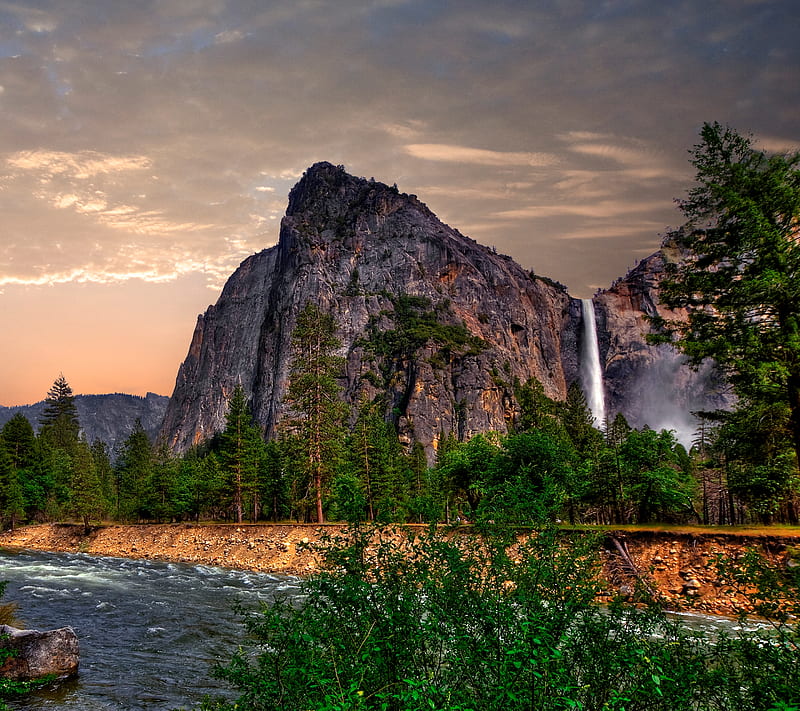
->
[161,162,727,454]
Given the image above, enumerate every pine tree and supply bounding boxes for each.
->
[115,418,153,521]
[1,414,37,470]
[220,385,264,523]
[283,303,347,523]
[261,440,289,522]
[39,374,80,451]
[0,442,25,530]
[71,438,104,532]
[90,440,114,518]
[1,414,39,523]
[561,382,603,459]
[348,397,410,522]
[655,122,800,467]
[514,377,559,433]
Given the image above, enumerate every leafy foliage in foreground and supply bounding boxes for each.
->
[201,525,800,711]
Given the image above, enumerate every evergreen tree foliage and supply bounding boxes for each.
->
[39,374,80,451]
[481,430,577,524]
[713,399,798,522]
[346,397,410,522]
[144,442,189,522]
[514,377,559,433]
[0,444,25,530]
[90,440,115,519]
[406,442,433,523]
[70,437,104,532]
[220,385,264,523]
[35,435,72,519]
[196,452,227,521]
[0,414,36,470]
[114,418,153,521]
[283,302,347,523]
[655,122,800,468]
[260,440,289,522]
[433,432,499,519]
[618,428,696,523]
[561,382,603,458]
[0,415,40,525]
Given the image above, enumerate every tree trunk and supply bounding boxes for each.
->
[315,469,324,523]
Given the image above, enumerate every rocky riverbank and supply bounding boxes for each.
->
[1,523,798,617]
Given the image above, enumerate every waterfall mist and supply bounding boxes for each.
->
[580,298,606,427]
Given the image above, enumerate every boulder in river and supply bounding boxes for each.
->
[0,624,79,681]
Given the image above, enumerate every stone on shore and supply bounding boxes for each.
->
[0,624,79,681]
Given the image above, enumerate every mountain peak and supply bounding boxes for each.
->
[161,165,730,454]
[287,162,366,216]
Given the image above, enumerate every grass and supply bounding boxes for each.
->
[561,522,800,537]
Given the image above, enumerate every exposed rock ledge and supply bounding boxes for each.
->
[1,523,799,618]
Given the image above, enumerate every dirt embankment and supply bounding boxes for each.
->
[2,523,799,617]
[0,523,323,576]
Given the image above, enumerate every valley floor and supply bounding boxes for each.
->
[2,522,799,617]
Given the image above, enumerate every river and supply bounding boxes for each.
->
[0,548,774,710]
[0,549,302,710]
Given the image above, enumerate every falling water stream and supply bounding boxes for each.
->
[580,298,606,427]
[0,549,302,710]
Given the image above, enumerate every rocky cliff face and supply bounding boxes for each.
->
[161,162,727,453]
[593,247,732,441]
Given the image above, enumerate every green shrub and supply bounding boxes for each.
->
[201,526,800,711]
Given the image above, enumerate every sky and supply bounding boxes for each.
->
[1,0,798,406]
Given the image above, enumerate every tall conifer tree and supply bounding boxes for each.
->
[655,122,800,466]
[284,302,346,523]
[220,385,263,523]
[39,374,80,451]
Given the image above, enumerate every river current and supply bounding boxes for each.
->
[0,549,302,710]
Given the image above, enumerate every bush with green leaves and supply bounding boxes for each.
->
[200,525,800,710]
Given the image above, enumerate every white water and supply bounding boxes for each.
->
[580,298,606,427]
[0,550,301,710]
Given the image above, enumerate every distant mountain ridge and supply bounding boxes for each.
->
[0,392,169,451]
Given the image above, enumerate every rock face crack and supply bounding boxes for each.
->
[160,163,731,456]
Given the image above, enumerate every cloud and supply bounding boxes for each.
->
[415,184,523,202]
[2,147,268,290]
[0,1,57,33]
[404,143,559,168]
[7,149,215,236]
[8,149,152,181]
[495,200,667,220]
[757,136,800,154]
[382,121,426,140]
[214,29,245,44]
[554,222,665,240]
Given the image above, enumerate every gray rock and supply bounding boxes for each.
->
[595,248,733,439]
[0,625,79,681]
[160,162,730,456]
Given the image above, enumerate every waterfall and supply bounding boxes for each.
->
[580,298,606,427]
